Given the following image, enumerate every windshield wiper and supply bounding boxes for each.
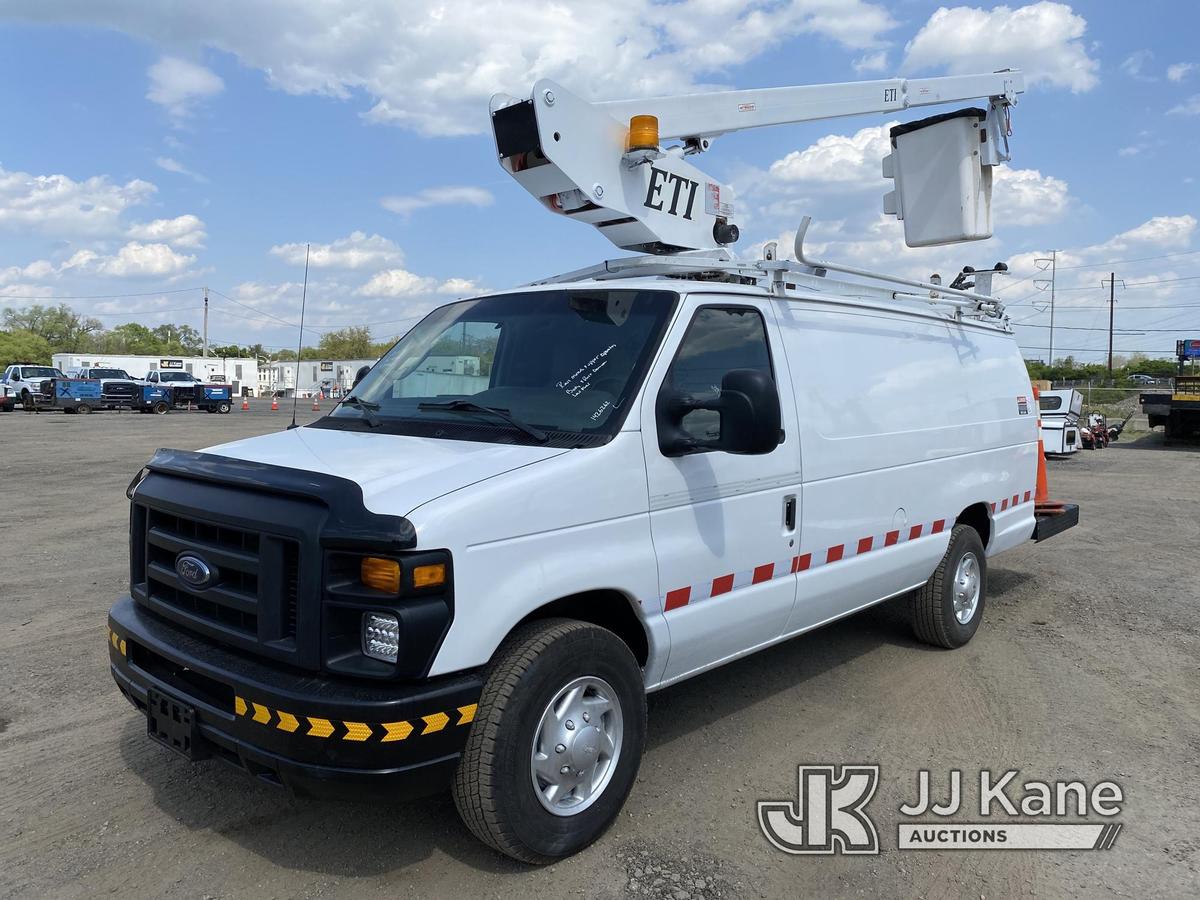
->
[417,399,548,442]
[340,394,382,428]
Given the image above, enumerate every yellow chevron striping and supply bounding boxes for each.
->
[234,696,247,716]
[276,710,299,733]
[307,717,334,738]
[381,721,413,742]
[343,721,372,742]
[421,711,450,734]
[457,704,477,725]
[252,703,271,725]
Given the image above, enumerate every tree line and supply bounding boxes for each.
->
[0,304,397,368]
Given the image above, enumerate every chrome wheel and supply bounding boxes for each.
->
[953,551,981,624]
[530,676,623,817]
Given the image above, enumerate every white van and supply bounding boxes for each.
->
[108,273,1077,862]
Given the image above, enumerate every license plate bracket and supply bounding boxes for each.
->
[146,687,209,761]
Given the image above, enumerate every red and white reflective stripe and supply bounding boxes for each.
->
[662,491,1035,613]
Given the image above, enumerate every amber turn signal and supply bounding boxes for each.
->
[412,563,446,589]
[361,557,401,593]
[627,114,659,151]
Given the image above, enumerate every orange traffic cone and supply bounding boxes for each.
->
[271,397,279,411]
[311,396,320,412]
[241,397,250,411]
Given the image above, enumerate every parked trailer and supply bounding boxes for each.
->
[26,378,103,414]
[135,384,174,415]
[1039,389,1081,456]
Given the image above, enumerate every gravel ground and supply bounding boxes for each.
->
[0,407,1197,899]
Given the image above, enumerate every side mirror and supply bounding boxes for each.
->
[657,368,782,457]
[353,365,371,389]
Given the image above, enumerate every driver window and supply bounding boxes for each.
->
[663,306,773,442]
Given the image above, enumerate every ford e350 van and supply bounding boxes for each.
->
[108,67,1078,863]
[108,270,1077,861]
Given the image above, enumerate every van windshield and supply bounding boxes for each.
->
[321,289,678,446]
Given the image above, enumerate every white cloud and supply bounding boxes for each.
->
[0,259,56,287]
[992,166,1070,226]
[155,156,207,182]
[1168,95,1200,116]
[853,51,888,74]
[356,269,438,297]
[437,277,480,295]
[1167,62,1196,83]
[903,2,1099,93]
[1094,215,1197,253]
[381,186,494,216]
[127,214,207,248]
[9,1,896,137]
[64,241,196,278]
[146,56,224,121]
[270,232,406,269]
[1119,50,1155,81]
[767,122,896,188]
[0,165,155,236]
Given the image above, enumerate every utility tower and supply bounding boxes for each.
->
[1034,250,1057,365]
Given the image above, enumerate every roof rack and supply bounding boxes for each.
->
[531,217,1009,325]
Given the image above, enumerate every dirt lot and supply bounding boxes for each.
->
[1,407,1196,899]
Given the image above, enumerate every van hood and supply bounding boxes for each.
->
[204,425,569,516]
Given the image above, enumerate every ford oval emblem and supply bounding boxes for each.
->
[176,554,215,589]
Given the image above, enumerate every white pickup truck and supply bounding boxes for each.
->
[1,364,66,408]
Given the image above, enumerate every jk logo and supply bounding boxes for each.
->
[758,765,880,855]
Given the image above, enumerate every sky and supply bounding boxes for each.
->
[1,1,1198,362]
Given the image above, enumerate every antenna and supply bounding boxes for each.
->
[287,243,310,431]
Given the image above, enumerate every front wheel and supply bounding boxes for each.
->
[909,524,986,648]
[152,401,170,415]
[452,619,647,863]
[75,404,92,415]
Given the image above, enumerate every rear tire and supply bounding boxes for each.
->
[75,404,92,415]
[152,401,170,415]
[452,618,646,864]
[217,401,231,414]
[909,524,986,649]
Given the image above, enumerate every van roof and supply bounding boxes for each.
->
[477,272,1014,336]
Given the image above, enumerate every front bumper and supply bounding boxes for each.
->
[108,595,483,799]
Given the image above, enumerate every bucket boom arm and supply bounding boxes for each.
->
[490,70,1023,254]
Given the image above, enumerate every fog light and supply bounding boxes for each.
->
[361,556,401,593]
[363,612,400,663]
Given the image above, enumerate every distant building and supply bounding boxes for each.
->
[268,359,378,397]
[52,353,261,396]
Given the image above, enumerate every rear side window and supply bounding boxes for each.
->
[1039,396,1063,411]
[664,306,774,442]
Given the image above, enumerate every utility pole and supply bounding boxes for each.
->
[1100,273,1125,375]
[1034,250,1057,366]
[203,287,209,358]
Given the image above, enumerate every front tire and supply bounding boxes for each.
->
[909,524,986,648]
[452,619,646,864]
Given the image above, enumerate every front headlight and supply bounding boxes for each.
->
[362,611,400,663]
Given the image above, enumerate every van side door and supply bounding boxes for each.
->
[640,295,801,684]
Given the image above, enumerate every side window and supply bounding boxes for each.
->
[663,306,775,442]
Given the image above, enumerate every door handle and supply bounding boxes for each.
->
[783,495,797,532]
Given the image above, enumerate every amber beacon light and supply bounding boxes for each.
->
[627,114,660,151]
